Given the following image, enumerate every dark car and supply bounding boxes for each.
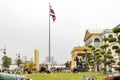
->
[104,74,120,80]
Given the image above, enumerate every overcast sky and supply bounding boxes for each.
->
[0,0,120,64]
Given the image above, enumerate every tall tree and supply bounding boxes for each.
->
[83,48,93,71]
[15,58,22,68]
[96,52,102,72]
[2,56,12,68]
[65,61,71,69]
[100,37,109,74]
[110,27,120,72]
[88,45,99,72]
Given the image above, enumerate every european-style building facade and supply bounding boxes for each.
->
[71,24,120,72]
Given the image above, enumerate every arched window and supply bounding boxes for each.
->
[94,38,100,42]
[108,49,111,52]
[94,38,100,47]
[108,34,113,38]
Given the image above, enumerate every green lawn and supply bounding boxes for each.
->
[26,72,108,80]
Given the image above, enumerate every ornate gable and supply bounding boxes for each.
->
[84,30,91,42]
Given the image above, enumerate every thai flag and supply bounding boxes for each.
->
[50,5,56,22]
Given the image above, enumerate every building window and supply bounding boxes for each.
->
[108,34,113,38]
[108,49,111,51]
[94,38,100,47]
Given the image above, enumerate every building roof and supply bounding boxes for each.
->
[113,24,120,29]
[87,29,104,34]
[101,29,113,35]
[71,46,91,54]
[84,29,104,41]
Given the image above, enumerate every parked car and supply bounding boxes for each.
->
[104,74,120,80]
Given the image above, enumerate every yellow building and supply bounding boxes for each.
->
[71,46,91,69]
[32,49,39,70]
[71,24,120,72]
[84,29,104,48]
[83,24,120,72]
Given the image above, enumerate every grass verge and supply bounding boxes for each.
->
[26,72,107,80]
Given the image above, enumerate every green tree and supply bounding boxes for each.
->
[96,52,102,72]
[87,53,94,71]
[105,50,114,73]
[88,45,100,72]
[100,37,109,74]
[83,48,92,71]
[2,56,12,68]
[110,27,120,72]
[15,58,23,68]
[65,61,71,69]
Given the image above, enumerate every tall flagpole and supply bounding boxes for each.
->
[49,2,51,63]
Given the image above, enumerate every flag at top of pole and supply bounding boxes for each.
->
[49,4,56,22]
